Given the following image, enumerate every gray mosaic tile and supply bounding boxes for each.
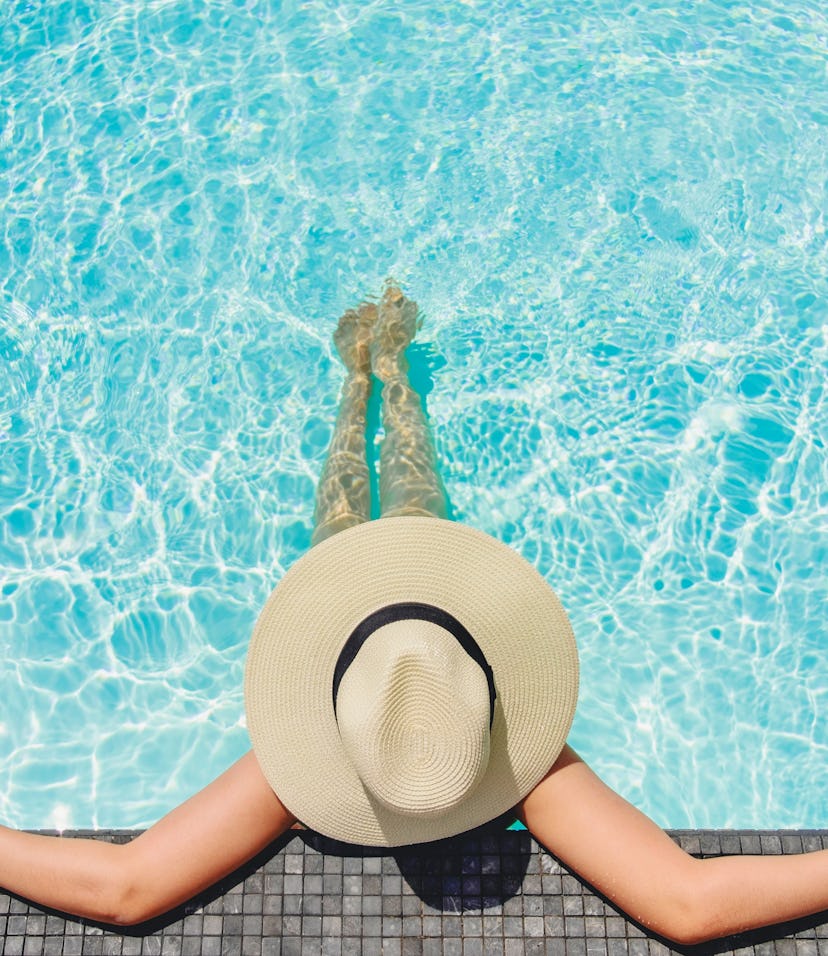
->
[402,915,423,936]
[3,829,828,955]
[720,832,743,855]
[481,941,505,956]
[699,832,722,855]
[605,916,626,938]
[586,941,609,956]
[525,914,545,936]
[544,915,566,936]
[761,833,784,854]
[740,833,763,854]
[756,944,782,956]
[524,895,544,917]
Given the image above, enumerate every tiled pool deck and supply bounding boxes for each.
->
[2,828,827,955]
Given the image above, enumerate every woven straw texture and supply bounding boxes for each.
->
[245,518,579,847]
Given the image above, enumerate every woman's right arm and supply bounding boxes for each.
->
[0,750,295,925]
[520,745,828,945]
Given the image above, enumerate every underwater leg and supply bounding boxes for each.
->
[372,282,448,520]
[311,303,376,545]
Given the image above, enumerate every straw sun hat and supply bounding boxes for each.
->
[244,517,579,847]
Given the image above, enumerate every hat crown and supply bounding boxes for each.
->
[335,619,492,816]
[245,516,579,846]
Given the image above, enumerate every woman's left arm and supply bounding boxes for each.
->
[519,745,828,945]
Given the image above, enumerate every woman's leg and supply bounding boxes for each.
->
[311,303,376,545]
[0,751,294,925]
[372,283,448,520]
[520,745,828,945]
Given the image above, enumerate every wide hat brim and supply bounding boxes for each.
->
[244,517,579,847]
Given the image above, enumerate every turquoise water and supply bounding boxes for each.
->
[1,1,826,830]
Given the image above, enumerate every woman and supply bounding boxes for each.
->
[1,284,826,944]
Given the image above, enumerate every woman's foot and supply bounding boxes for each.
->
[371,282,419,382]
[333,302,377,377]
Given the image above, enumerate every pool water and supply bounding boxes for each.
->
[1,1,826,830]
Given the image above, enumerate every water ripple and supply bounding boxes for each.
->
[0,0,826,828]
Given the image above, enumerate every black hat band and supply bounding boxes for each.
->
[332,602,497,726]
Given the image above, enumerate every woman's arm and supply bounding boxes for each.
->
[519,745,828,945]
[0,750,295,925]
